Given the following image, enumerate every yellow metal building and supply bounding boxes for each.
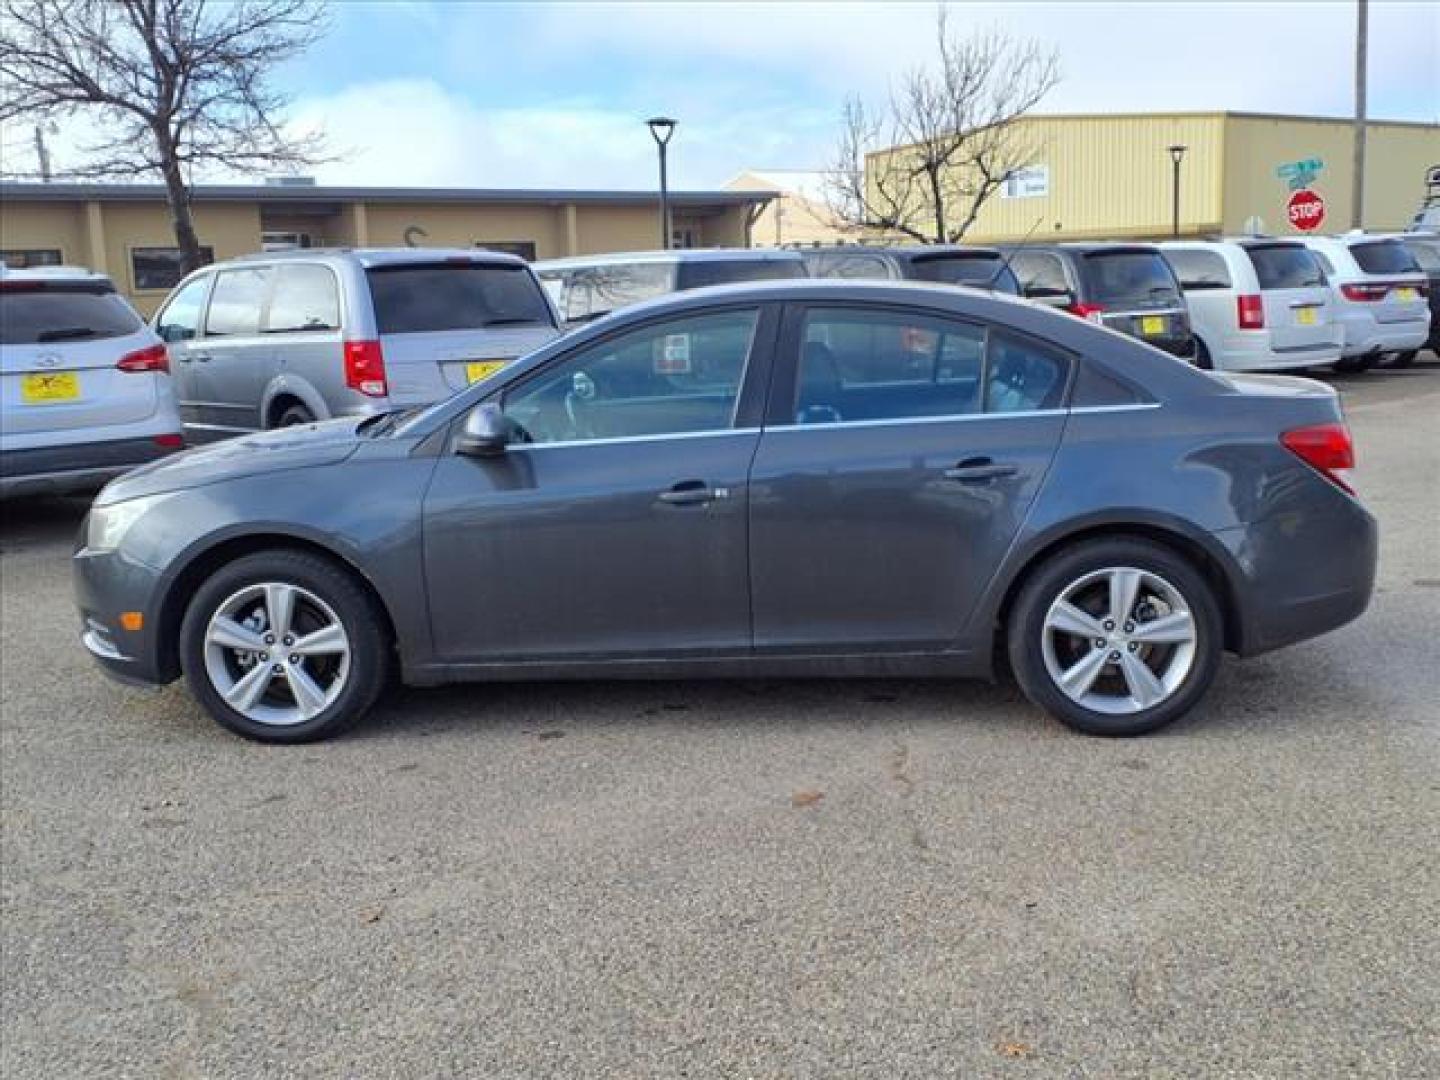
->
[866,111,1438,244]
[0,183,772,314]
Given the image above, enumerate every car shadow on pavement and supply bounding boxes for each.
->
[0,494,92,552]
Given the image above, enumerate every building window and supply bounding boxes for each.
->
[261,232,312,251]
[1002,165,1049,199]
[475,241,537,261]
[131,246,214,291]
[1,249,63,269]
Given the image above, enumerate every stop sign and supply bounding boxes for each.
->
[1287,189,1326,231]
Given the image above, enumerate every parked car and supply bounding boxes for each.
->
[534,248,805,326]
[1392,231,1440,361]
[801,245,1021,294]
[1295,235,1430,371]
[76,280,1375,743]
[1,265,182,498]
[1160,239,1341,372]
[154,248,561,443]
[996,242,1195,360]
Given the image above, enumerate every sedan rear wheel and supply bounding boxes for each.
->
[1008,538,1222,736]
[180,550,389,742]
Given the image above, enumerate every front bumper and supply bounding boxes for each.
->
[73,541,172,686]
[1,436,180,499]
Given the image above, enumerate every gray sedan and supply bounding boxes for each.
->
[73,280,1377,742]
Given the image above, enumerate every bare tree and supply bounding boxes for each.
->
[827,8,1059,244]
[1,0,329,271]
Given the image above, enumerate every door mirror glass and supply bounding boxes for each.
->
[456,402,511,457]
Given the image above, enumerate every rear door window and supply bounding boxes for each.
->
[1083,251,1181,307]
[205,266,271,336]
[1011,252,1069,295]
[1403,239,1440,271]
[803,252,893,280]
[265,264,340,333]
[560,263,674,322]
[1164,249,1232,290]
[676,259,805,290]
[367,262,554,334]
[1350,241,1422,275]
[1245,244,1326,289]
[908,253,1013,290]
[0,284,143,345]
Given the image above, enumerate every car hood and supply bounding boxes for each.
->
[95,418,365,506]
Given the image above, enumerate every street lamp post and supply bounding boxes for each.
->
[646,117,677,249]
[1168,144,1187,239]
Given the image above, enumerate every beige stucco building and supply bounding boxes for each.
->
[726,170,859,247]
[865,111,1438,244]
[0,182,773,313]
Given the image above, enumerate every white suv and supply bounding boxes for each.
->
[1,266,183,498]
[1160,239,1340,372]
[1296,235,1430,372]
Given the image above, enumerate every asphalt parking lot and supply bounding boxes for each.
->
[3,362,1438,1079]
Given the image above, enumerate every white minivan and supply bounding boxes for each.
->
[1160,239,1341,372]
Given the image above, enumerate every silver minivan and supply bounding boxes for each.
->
[154,249,560,441]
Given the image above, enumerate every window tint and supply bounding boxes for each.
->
[132,246,214,291]
[1011,252,1069,294]
[0,285,142,345]
[550,263,673,323]
[503,309,757,443]
[676,258,805,290]
[908,253,1011,289]
[156,275,209,342]
[1310,250,1336,276]
[1084,251,1180,305]
[1350,241,1422,275]
[985,334,1069,413]
[367,263,553,334]
[1404,239,1440,272]
[204,266,269,336]
[1164,249,1232,290]
[1245,244,1325,289]
[265,264,340,332]
[803,252,893,280]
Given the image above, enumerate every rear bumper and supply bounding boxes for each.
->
[1340,319,1429,358]
[1209,332,1341,373]
[1,436,180,498]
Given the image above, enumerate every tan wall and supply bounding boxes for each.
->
[360,202,567,257]
[0,200,88,264]
[98,201,262,313]
[728,172,855,247]
[1222,116,1439,234]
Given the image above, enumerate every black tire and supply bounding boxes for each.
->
[1333,356,1372,374]
[275,402,316,427]
[179,550,390,743]
[1389,350,1417,368]
[1193,339,1214,371]
[1007,537,1223,737]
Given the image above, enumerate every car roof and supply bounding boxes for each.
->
[225,247,528,269]
[804,244,1003,260]
[533,248,804,272]
[0,264,114,285]
[993,241,1165,256]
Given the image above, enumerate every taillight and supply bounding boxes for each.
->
[1340,283,1388,302]
[1236,294,1265,330]
[343,340,388,397]
[153,433,184,449]
[1282,422,1356,496]
[1067,302,1105,323]
[116,343,169,374]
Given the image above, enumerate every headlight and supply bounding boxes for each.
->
[85,497,159,553]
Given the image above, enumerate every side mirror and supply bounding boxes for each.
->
[456,402,510,457]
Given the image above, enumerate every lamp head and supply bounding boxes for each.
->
[647,116,678,145]
[1168,144,1188,164]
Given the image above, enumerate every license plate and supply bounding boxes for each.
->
[1140,315,1166,336]
[21,372,79,403]
[1295,306,1317,326]
[465,360,506,384]
[1395,287,1419,302]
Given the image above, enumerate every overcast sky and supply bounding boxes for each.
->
[18,0,1440,190]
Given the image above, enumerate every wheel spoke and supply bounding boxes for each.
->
[284,663,328,718]
[208,616,266,652]
[264,583,297,639]
[292,623,347,656]
[1059,647,1110,699]
[224,661,274,712]
[1047,600,1106,640]
[1120,652,1167,710]
[1130,610,1195,645]
[1107,569,1142,625]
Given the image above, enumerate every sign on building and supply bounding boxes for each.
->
[1002,165,1049,199]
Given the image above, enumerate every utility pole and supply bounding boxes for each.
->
[1351,0,1368,229]
[33,125,52,182]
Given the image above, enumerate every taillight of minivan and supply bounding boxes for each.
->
[343,340,388,397]
[1236,294,1265,330]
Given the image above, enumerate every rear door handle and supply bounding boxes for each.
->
[658,480,729,505]
[190,353,211,363]
[943,459,1019,483]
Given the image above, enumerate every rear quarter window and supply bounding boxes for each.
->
[676,259,805,290]
[909,254,1017,292]
[1083,251,1181,306]
[1163,249,1232,290]
[1245,245,1326,289]
[1403,239,1440,272]
[367,262,554,334]
[1350,241,1422,275]
[0,285,143,345]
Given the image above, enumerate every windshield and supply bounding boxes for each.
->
[1350,241,1421,275]
[366,263,554,334]
[1084,251,1181,306]
[676,259,804,290]
[909,254,1018,292]
[0,285,142,345]
[1245,244,1326,289]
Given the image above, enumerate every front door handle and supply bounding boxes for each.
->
[943,459,1019,483]
[190,353,211,363]
[658,480,728,505]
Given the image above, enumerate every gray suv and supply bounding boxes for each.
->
[153,249,560,441]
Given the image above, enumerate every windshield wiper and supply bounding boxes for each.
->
[36,327,101,342]
[482,317,545,328]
